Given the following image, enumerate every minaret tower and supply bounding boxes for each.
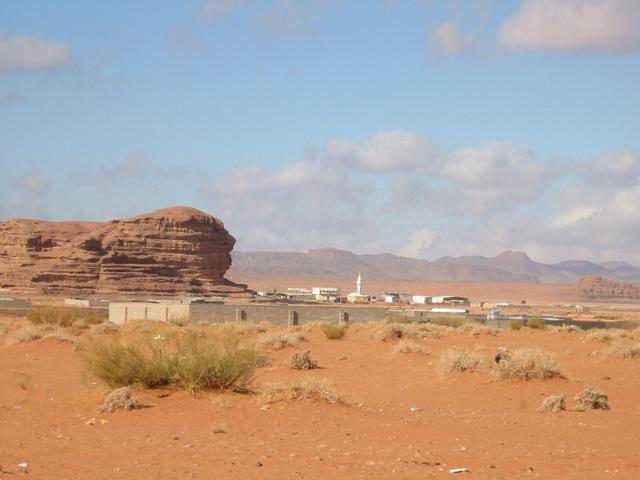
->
[356,272,362,296]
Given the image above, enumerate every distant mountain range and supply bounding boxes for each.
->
[230,248,640,284]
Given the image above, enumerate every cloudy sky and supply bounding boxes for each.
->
[1,1,639,264]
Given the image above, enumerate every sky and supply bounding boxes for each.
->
[1,0,640,264]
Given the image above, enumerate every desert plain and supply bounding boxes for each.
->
[1,280,640,480]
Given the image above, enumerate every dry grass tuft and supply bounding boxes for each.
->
[586,328,631,343]
[462,323,498,336]
[526,317,546,330]
[437,347,482,375]
[509,320,524,330]
[92,322,121,335]
[321,323,347,340]
[46,328,80,347]
[262,379,355,406]
[232,322,271,335]
[259,332,307,350]
[392,340,428,354]
[495,347,563,380]
[538,394,566,412]
[600,339,640,359]
[372,323,448,342]
[575,386,610,410]
[99,386,144,413]
[289,350,319,370]
[8,325,42,344]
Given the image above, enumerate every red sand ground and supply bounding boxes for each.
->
[1,317,639,479]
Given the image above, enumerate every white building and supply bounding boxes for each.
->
[312,287,340,301]
[347,273,370,303]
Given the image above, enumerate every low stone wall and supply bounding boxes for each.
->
[109,303,190,324]
[110,302,391,326]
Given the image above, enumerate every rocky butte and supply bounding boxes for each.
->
[0,206,250,297]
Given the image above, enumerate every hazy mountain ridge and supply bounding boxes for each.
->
[230,248,640,284]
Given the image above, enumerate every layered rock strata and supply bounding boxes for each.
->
[579,276,640,300]
[0,206,249,297]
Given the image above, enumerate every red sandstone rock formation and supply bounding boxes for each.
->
[579,276,640,300]
[0,206,250,297]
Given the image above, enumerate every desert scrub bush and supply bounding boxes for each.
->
[46,328,80,347]
[538,394,566,412]
[83,338,174,388]
[575,386,609,410]
[433,317,466,328]
[386,317,412,324]
[495,347,563,380]
[393,340,428,354]
[289,350,319,370]
[372,323,405,341]
[526,317,546,330]
[168,316,191,327]
[600,339,640,359]
[259,332,306,350]
[8,325,41,344]
[99,387,144,413]
[256,353,272,368]
[510,320,524,331]
[174,333,259,394]
[321,323,347,340]
[586,328,631,343]
[263,379,354,406]
[28,306,103,327]
[437,347,482,375]
[462,323,498,336]
[92,322,121,335]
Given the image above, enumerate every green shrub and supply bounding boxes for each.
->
[28,306,105,327]
[174,333,259,394]
[83,339,174,388]
[321,323,347,340]
[84,331,259,394]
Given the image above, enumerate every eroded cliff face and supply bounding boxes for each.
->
[579,276,640,300]
[0,206,249,296]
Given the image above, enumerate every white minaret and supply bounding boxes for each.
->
[356,272,362,296]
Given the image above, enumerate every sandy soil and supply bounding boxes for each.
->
[1,316,639,479]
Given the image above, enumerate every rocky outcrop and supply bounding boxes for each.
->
[579,276,640,300]
[0,206,250,297]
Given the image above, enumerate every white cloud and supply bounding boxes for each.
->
[430,22,475,54]
[327,130,436,173]
[201,155,371,251]
[549,206,599,229]
[399,229,435,259]
[499,0,640,53]
[581,149,640,186]
[202,0,242,21]
[0,35,72,73]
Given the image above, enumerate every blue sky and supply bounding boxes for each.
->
[1,0,640,263]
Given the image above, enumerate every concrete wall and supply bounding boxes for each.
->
[110,302,391,326]
[109,303,190,324]
[0,298,31,308]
